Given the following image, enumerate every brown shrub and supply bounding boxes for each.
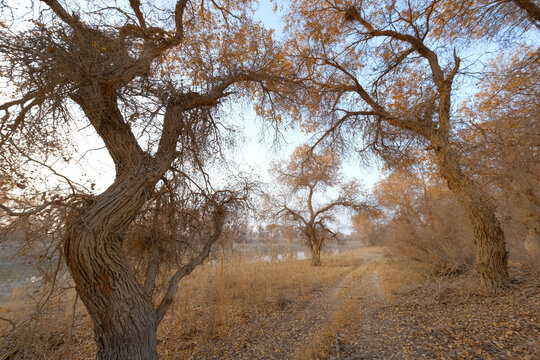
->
[375,171,476,276]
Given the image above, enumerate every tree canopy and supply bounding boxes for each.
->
[0,0,538,357]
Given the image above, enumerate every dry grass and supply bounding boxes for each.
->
[0,289,91,360]
[294,299,362,360]
[301,249,540,360]
[380,221,475,276]
[2,247,537,360]
[0,250,354,360]
[334,264,540,360]
[157,252,353,358]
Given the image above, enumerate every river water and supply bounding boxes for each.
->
[0,241,365,302]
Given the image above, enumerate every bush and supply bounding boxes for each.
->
[375,170,475,276]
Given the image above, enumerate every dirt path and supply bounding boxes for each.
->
[187,246,390,360]
[331,257,540,360]
[181,246,539,360]
[5,245,536,359]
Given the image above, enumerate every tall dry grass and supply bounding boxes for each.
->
[1,249,356,359]
[157,251,355,357]
[0,288,94,360]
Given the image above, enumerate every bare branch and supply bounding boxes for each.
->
[276,205,309,227]
[0,200,60,217]
[345,7,448,89]
[39,0,79,27]
[313,200,367,220]
[143,247,160,297]
[510,0,540,23]
[129,0,147,29]
[174,0,189,41]
[155,206,226,324]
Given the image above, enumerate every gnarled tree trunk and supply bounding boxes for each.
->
[309,240,322,266]
[64,162,159,359]
[65,228,158,360]
[433,142,509,291]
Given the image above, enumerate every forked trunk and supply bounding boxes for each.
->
[434,144,509,291]
[64,164,160,359]
[310,241,322,266]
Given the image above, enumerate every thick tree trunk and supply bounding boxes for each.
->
[65,229,158,360]
[309,241,322,266]
[64,163,160,359]
[433,142,509,291]
[466,204,509,291]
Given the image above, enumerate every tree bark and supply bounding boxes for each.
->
[64,162,159,360]
[433,141,509,291]
[310,240,322,266]
[65,229,158,360]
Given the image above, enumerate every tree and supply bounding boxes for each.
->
[351,208,381,246]
[0,0,283,358]
[273,145,366,266]
[459,45,540,259]
[282,0,537,291]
